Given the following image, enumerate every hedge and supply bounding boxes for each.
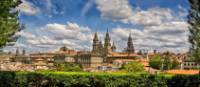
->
[0,71,200,87]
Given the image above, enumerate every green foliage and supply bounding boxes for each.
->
[122,61,145,73]
[0,71,200,87]
[55,63,83,72]
[189,0,200,60]
[0,0,22,47]
[149,54,162,69]
[149,54,179,70]
[188,0,200,63]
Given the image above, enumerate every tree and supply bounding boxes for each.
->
[149,54,179,70]
[188,0,200,63]
[0,0,22,48]
[55,63,83,72]
[137,50,143,55]
[122,61,145,73]
[149,54,162,69]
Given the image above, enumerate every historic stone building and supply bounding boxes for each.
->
[77,30,141,69]
[126,34,135,53]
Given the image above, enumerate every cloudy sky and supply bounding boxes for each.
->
[4,0,190,53]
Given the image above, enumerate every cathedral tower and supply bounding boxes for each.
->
[126,33,135,53]
[92,32,99,53]
[111,42,116,52]
[98,40,104,54]
[104,29,112,55]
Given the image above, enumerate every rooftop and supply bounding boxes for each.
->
[165,70,199,75]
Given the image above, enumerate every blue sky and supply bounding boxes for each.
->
[4,0,190,53]
[20,0,189,30]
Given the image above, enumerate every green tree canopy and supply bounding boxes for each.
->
[55,63,83,72]
[188,0,200,63]
[122,61,145,73]
[149,54,179,70]
[149,54,162,69]
[0,0,22,48]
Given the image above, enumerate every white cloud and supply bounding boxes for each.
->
[126,7,175,26]
[81,0,94,16]
[96,0,133,20]
[95,0,183,26]
[110,21,190,53]
[95,0,189,53]
[4,21,190,53]
[44,22,92,41]
[17,0,40,15]
[15,31,36,39]
[4,0,190,53]
[4,22,93,53]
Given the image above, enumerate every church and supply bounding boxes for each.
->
[76,30,142,69]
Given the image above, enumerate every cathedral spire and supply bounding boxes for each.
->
[111,42,116,52]
[92,32,99,53]
[94,32,98,41]
[104,29,111,47]
[104,29,112,55]
[127,33,135,53]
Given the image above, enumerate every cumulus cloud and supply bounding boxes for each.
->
[4,22,93,53]
[4,0,189,53]
[95,0,189,53]
[95,0,183,26]
[126,7,175,26]
[4,21,189,53]
[110,21,190,53]
[16,0,40,15]
[96,0,133,20]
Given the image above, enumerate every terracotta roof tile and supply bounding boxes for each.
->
[165,70,199,75]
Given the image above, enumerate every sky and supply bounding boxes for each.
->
[4,0,190,53]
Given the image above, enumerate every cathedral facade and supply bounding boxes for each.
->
[77,30,138,68]
[91,30,116,57]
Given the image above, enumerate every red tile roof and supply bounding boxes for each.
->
[109,52,140,57]
[165,70,199,75]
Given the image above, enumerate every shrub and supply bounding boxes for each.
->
[121,61,145,73]
[0,71,199,87]
[149,54,179,70]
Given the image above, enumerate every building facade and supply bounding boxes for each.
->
[77,30,139,69]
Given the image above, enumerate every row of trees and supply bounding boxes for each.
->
[1,71,200,87]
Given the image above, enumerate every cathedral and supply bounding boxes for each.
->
[92,30,135,57]
[77,30,139,68]
[92,30,117,56]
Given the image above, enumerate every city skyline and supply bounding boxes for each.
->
[3,0,190,53]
